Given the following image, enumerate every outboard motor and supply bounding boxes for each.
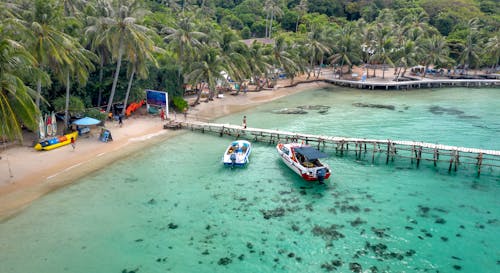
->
[230,153,236,168]
[317,168,327,184]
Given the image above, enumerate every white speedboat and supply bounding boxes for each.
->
[223,140,252,167]
[276,143,331,183]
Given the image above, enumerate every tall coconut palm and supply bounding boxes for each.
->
[459,18,482,74]
[484,31,500,71]
[304,24,331,79]
[217,27,250,95]
[294,0,308,32]
[330,24,362,78]
[26,0,74,109]
[121,36,159,116]
[58,42,96,129]
[370,23,394,79]
[0,16,42,142]
[163,15,206,93]
[246,41,272,91]
[267,0,283,39]
[185,46,225,104]
[421,35,451,78]
[94,0,153,113]
[85,0,113,107]
[270,35,299,85]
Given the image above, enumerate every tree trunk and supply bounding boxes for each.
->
[382,62,386,79]
[97,55,104,107]
[36,79,42,108]
[193,82,205,105]
[122,67,136,116]
[106,40,124,113]
[269,10,274,39]
[295,15,300,32]
[64,72,71,130]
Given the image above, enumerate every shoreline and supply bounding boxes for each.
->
[0,81,327,221]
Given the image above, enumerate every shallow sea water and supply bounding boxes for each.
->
[1,87,499,273]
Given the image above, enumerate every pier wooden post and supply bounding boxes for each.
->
[386,141,391,164]
[433,148,438,167]
[416,146,422,168]
[372,143,376,163]
[454,151,459,172]
[411,146,415,164]
[477,153,483,176]
[448,151,455,173]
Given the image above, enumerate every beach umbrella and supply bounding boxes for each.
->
[72,117,102,126]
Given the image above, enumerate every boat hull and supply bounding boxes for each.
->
[34,131,78,151]
[223,140,251,167]
[276,143,331,182]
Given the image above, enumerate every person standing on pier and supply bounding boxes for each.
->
[242,116,247,129]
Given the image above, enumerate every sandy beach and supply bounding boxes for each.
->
[0,79,329,221]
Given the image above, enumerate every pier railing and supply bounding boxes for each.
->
[325,78,500,90]
[169,120,500,176]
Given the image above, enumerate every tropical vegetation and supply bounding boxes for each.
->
[0,0,499,143]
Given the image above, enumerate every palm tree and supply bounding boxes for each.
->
[420,35,451,78]
[270,35,299,85]
[0,13,41,142]
[85,0,113,107]
[185,46,225,104]
[58,42,96,130]
[26,0,74,109]
[484,31,500,71]
[58,0,88,17]
[94,0,153,113]
[304,24,331,79]
[392,39,419,79]
[294,0,308,32]
[459,18,482,74]
[267,0,283,39]
[330,24,362,78]
[246,41,272,91]
[217,27,250,95]
[370,23,394,79]
[121,36,159,116]
[163,15,206,93]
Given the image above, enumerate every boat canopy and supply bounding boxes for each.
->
[294,146,328,160]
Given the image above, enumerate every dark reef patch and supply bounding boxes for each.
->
[429,106,464,115]
[217,257,232,265]
[261,207,286,219]
[312,224,345,241]
[350,217,367,227]
[353,102,395,110]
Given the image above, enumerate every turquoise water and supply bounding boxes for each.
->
[1,87,499,273]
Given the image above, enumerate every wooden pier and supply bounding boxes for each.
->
[325,78,500,90]
[175,120,500,176]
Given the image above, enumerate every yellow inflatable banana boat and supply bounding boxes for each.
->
[34,131,78,151]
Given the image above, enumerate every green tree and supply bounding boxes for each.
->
[185,45,225,104]
[459,18,482,73]
[421,35,451,77]
[484,31,500,70]
[163,15,206,94]
[0,11,41,142]
[90,0,152,114]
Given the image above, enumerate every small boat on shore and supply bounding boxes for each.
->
[276,143,331,183]
[34,131,78,151]
[223,140,251,167]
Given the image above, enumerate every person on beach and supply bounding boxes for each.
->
[242,115,247,129]
[118,115,123,127]
[71,137,75,150]
[160,108,165,121]
[183,108,188,120]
